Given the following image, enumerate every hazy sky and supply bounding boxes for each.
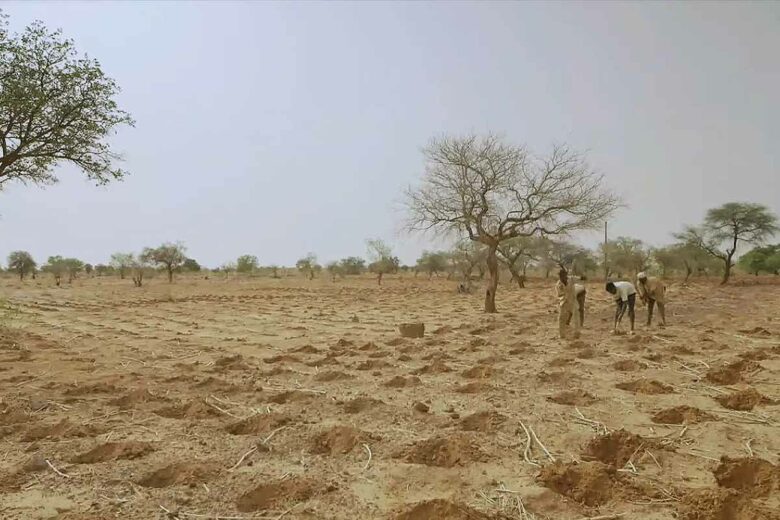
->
[1,1,778,268]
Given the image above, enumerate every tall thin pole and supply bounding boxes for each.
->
[603,221,608,281]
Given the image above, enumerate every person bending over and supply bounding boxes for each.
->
[605,281,636,334]
[636,272,666,326]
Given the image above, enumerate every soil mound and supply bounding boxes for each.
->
[459,411,506,432]
[63,382,121,396]
[652,406,714,424]
[357,360,392,371]
[615,379,674,395]
[706,360,762,385]
[676,488,779,520]
[309,425,369,455]
[213,354,252,371]
[413,360,453,375]
[343,397,384,413]
[455,382,492,394]
[194,377,245,393]
[547,390,597,406]
[263,354,301,364]
[225,413,291,435]
[267,390,318,404]
[461,365,499,379]
[384,376,422,388]
[713,457,779,498]
[399,434,487,468]
[22,419,104,442]
[154,400,221,420]
[109,389,163,409]
[293,345,321,354]
[236,477,320,512]
[538,461,621,507]
[137,462,218,488]
[314,371,353,382]
[71,441,154,464]
[612,359,647,371]
[0,407,30,426]
[716,388,774,411]
[583,429,658,467]
[393,499,493,520]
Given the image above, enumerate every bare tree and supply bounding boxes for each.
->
[497,237,536,288]
[675,202,778,284]
[405,135,620,312]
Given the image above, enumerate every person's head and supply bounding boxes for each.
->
[605,281,617,294]
[558,268,568,284]
[637,272,647,283]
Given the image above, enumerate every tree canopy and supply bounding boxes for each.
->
[0,13,133,189]
[141,242,187,283]
[676,202,778,284]
[405,134,620,311]
[7,250,35,280]
[236,255,258,274]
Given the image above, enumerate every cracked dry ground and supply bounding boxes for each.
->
[1,276,779,520]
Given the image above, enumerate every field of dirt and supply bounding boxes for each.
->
[1,274,779,520]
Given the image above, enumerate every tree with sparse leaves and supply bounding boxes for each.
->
[366,239,398,285]
[7,250,35,280]
[603,237,649,278]
[0,12,134,190]
[405,135,620,312]
[450,240,486,283]
[675,203,778,284]
[296,253,320,280]
[141,242,187,283]
[110,252,133,279]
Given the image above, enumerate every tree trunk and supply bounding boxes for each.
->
[168,267,174,283]
[377,272,383,285]
[120,268,125,280]
[721,257,733,285]
[309,270,314,280]
[19,271,24,281]
[684,262,692,283]
[484,246,499,313]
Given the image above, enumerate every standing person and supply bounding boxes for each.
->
[555,268,582,339]
[605,280,636,334]
[636,272,666,326]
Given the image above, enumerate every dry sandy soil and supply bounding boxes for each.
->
[1,274,779,520]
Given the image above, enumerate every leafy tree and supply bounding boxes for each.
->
[110,252,134,279]
[339,256,366,275]
[236,255,258,274]
[675,202,779,284]
[603,237,649,277]
[0,13,134,190]
[141,242,187,283]
[7,251,35,280]
[326,261,343,282]
[42,255,67,285]
[405,135,620,312]
[296,253,320,280]
[182,258,201,272]
[94,264,112,276]
[537,238,588,277]
[366,239,398,285]
[84,263,93,276]
[738,245,780,275]
[416,250,450,278]
[63,258,83,282]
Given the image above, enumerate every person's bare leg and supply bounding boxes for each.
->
[614,301,624,332]
[658,302,666,326]
[647,299,655,326]
[559,307,569,339]
[628,295,636,333]
[577,292,586,326]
